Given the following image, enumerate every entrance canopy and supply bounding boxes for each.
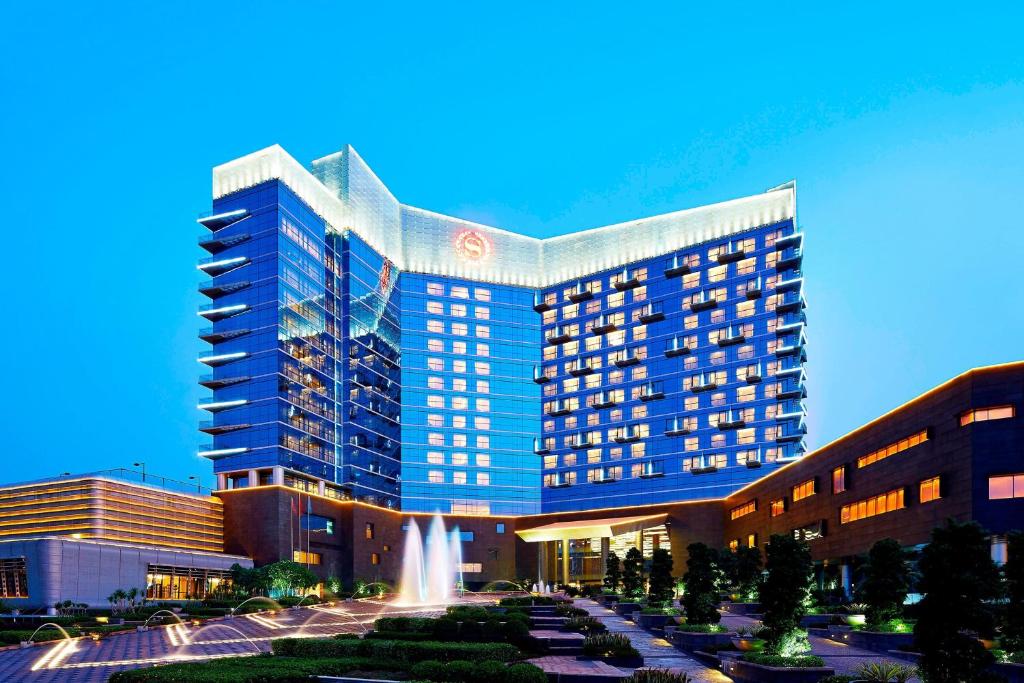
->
[516,513,667,543]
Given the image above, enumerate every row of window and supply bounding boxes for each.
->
[426,283,493,301]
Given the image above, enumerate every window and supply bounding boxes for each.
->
[477,472,490,486]
[770,498,786,517]
[293,550,322,565]
[428,470,443,483]
[426,282,444,295]
[730,500,757,520]
[452,322,468,336]
[451,303,467,317]
[474,288,491,301]
[832,466,847,494]
[961,405,1015,426]
[427,320,444,333]
[989,474,1024,500]
[427,357,443,371]
[793,521,826,541]
[747,534,757,548]
[728,539,739,552]
[857,429,929,468]
[840,488,906,524]
[427,452,443,465]
[371,553,380,565]
[0,557,28,598]
[920,476,942,503]
[426,301,443,314]
[365,523,374,540]
[792,478,816,502]
[458,563,483,573]
[453,471,467,485]
[451,286,469,299]
[496,523,505,533]
[459,531,475,542]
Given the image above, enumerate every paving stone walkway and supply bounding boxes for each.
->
[579,600,732,682]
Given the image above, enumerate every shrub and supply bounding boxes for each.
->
[648,548,675,604]
[855,662,917,682]
[409,659,546,683]
[365,631,436,641]
[760,533,812,655]
[914,520,1002,683]
[563,616,606,634]
[682,542,721,626]
[720,546,762,601]
[858,538,911,628]
[459,618,483,641]
[1003,529,1024,652]
[741,653,825,668]
[625,669,692,683]
[432,616,460,641]
[582,633,640,659]
[555,604,589,618]
[499,596,556,606]
[374,616,436,633]
[505,662,549,683]
[446,606,490,621]
[109,655,406,682]
[271,637,521,662]
[818,677,857,683]
[502,619,530,641]
[674,623,725,633]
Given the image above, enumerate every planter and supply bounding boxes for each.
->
[843,614,866,627]
[671,629,735,651]
[722,657,835,683]
[799,613,835,628]
[731,637,766,652]
[826,626,915,653]
[636,613,676,630]
[613,602,643,617]
[577,654,645,668]
[597,593,621,605]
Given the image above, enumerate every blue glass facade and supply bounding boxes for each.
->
[199,145,804,518]
[536,222,806,512]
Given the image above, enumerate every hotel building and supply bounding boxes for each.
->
[197,144,806,521]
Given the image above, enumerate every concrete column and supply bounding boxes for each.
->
[562,539,570,587]
[317,480,326,496]
[272,466,285,486]
[601,537,610,580]
[216,473,227,490]
[537,543,545,587]
[247,469,259,488]
[840,564,852,599]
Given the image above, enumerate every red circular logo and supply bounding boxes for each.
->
[454,230,491,261]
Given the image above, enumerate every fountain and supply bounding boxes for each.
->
[397,514,462,605]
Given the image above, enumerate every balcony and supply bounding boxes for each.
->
[691,465,719,475]
[533,293,553,313]
[197,208,249,231]
[665,418,693,436]
[591,473,619,484]
[743,365,763,384]
[567,283,594,303]
[744,277,763,299]
[613,349,641,367]
[778,378,806,400]
[198,303,249,322]
[198,351,247,367]
[592,392,618,409]
[638,464,664,479]
[776,276,803,293]
[199,421,250,435]
[546,400,573,416]
[199,279,251,299]
[716,241,747,264]
[775,340,805,358]
[637,303,664,323]
[665,337,692,358]
[197,255,249,276]
[717,326,747,347]
[776,232,803,249]
[717,411,747,430]
[198,446,250,460]
[532,367,551,384]
[198,231,250,254]
[745,459,763,469]
[613,268,641,291]
[533,438,551,455]
[199,327,250,344]
[663,255,692,278]
[776,291,805,314]
[613,426,643,443]
[776,421,808,443]
[197,399,247,413]
[776,409,806,422]
[775,247,803,271]
[638,382,665,401]
[775,321,804,337]
[548,476,573,488]
[591,315,617,335]
[546,326,573,345]
[691,291,718,312]
[690,375,719,393]
[568,359,594,377]
[570,433,594,450]
[199,374,249,389]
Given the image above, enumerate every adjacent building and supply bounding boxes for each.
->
[198,144,806,521]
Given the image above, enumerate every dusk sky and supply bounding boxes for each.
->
[2,3,1021,487]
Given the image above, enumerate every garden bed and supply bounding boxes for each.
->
[612,602,643,617]
[720,601,761,616]
[720,654,834,683]
[669,628,735,652]
[824,625,915,652]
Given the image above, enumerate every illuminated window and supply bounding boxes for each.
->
[474,306,490,319]
[730,500,757,520]
[989,474,1024,500]
[857,429,929,468]
[452,323,468,336]
[747,534,757,548]
[451,304,467,317]
[476,343,489,356]
[453,341,467,354]
[475,325,490,338]
[452,452,468,466]
[428,471,443,483]
[840,488,906,524]
[451,286,469,299]
[293,550,321,565]
[770,498,786,517]
[728,539,739,552]
[427,339,443,352]
[426,452,443,465]
[427,376,444,390]
[453,472,467,485]
[371,553,380,565]
[961,406,1015,426]
[427,320,444,333]
[365,523,374,539]
[477,472,490,486]
[426,301,443,314]
[920,476,941,503]
[426,283,444,295]
[476,453,490,467]
[474,288,491,301]
[792,479,816,502]
[458,563,483,573]
[427,357,443,371]
[832,466,847,494]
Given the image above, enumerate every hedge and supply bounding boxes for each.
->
[271,637,521,662]
[108,655,406,682]
[742,653,827,668]
[410,659,547,683]
[499,596,558,607]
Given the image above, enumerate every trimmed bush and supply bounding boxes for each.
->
[409,659,547,683]
[563,616,606,634]
[741,653,825,668]
[499,596,557,606]
[674,623,726,633]
[374,616,436,633]
[582,633,640,659]
[108,655,406,682]
[625,670,693,683]
[271,637,520,663]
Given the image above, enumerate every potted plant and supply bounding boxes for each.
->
[731,625,767,652]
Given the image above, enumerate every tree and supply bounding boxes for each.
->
[603,551,622,592]
[230,563,271,597]
[858,538,911,628]
[1004,530,1024,653]
[266,560,319,596]
[720,546,762,601]
[621,547,645,600]
[683,543,721,625]
[760,534,812,656]
[648,548,675,605]
[914,520,1002,683]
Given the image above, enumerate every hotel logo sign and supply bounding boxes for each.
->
[454,230,491,261]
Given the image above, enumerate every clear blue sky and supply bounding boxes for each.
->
[2,2,1021,487]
